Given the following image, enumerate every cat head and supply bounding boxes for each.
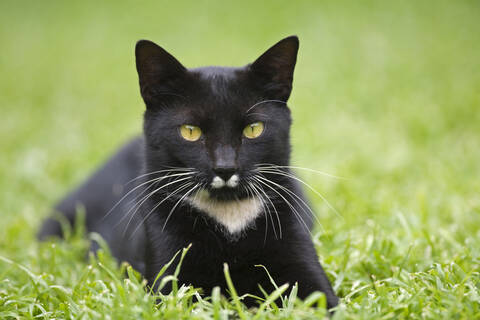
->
[135,36,299,204]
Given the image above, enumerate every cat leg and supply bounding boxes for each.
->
[274,260,339,310]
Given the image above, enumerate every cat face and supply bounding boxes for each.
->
[136,37,298,204]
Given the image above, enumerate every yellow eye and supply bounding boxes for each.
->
[243,122,264,139]
[180,124,202,141]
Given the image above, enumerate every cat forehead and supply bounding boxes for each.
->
[191,66,251,93]
[185,66,259,111]
[190,66,242,78]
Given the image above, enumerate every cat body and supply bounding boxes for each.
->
[38,36,339,309]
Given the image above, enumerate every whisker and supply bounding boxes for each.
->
[246,99,287,113]
[162,183,201,231]
[123,171,196,207]
[125,167,195,186]
[119,176,193,231]
[255,174,325,234]
[128,181,196,238]
[255,163,346,180]
[139,181,194,227]
[248,180,278,240]
[242,183,269,243]
[251,176,311,235]
[248,178,282,239]
[245,112,270,120]
[124,179,161,208]
[253,176,310,234]
[102,171,194,222]
[190,183,205,205]
[255,168,343,220]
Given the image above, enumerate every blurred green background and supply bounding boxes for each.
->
[1,0,479,317]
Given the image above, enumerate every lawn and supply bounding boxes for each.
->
[1,0,479,319]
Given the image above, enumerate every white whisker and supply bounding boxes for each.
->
[248,178,282,239]
[162,183,201,231]
[256,168,343,220]
[120,176,193,231]
[245,99,287,113]
[102,171,195,222]
[242,183,269,243]
[251,175,311,235]
[248,180,278,240]
[256,163,346,180]
[255,174,325,234]
[125,167,195,186]
[128,181,197,238]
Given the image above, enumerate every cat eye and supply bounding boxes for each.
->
[243,122,264,139]
[180,124,202,141]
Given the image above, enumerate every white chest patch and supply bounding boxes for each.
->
[187,190,263,234]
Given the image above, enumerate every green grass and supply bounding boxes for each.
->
[1,0,479,318]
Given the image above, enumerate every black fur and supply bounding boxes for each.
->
[38,36,339,309]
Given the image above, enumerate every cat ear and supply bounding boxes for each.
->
[135,40,187,104]
[249,36,299,101]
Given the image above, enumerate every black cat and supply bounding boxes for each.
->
[38,36,339,309]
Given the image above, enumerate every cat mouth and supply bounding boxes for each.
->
[207,186,248,201]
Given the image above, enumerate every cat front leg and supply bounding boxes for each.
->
[270,260,339,310]
[261,245,339,310]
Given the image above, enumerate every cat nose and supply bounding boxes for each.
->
[213,167,237,182]
[212,145,237,182]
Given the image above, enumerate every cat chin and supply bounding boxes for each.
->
[187,189,262,234]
